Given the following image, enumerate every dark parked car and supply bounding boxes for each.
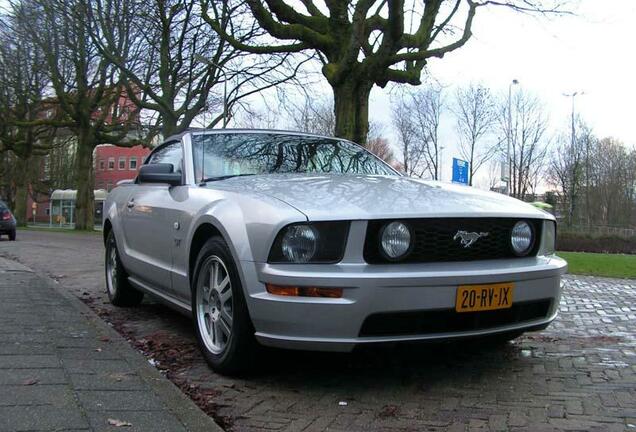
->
[0,201,16,241]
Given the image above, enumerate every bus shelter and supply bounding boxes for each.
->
[49,189,108,227]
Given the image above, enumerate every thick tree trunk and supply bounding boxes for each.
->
[14,157,28,227]
[333,80,373,146]
[74,132,95,230]
[161,115,178,139]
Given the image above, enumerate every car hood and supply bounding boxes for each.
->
[209,174,551,221]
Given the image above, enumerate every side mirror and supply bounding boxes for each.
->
[137,163,182,186]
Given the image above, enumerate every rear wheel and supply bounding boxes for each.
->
[8,229,16,241]
[192,236,258,375]
[105,231,143,306]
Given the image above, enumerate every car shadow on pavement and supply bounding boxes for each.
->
[256,336,522,383]
[86,294,538,430]
[101,296,527,383]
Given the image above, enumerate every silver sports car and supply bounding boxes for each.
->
[103,129,567,374]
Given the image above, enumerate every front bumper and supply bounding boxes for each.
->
[0,220,15,233]
[243,255,567,352]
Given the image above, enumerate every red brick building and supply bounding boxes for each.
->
[94,144,151,191]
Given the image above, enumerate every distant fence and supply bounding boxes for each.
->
[560,225,636,239]
[558,225,636,254]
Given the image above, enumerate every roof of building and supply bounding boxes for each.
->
[51,189,109,201]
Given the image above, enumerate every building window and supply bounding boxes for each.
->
[108,158,115,170]
[129,157,137,170]
[99,160,105,171]
[118,157,126,170]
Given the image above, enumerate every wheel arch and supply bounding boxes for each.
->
[188,222,225,286]
[103,219,112,245]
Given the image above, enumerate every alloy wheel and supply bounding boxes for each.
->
[196,255,233,354]
[106,240,118,295]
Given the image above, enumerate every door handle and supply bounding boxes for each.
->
[126,200,135,209]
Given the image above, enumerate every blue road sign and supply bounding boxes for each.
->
[452,158,469,185]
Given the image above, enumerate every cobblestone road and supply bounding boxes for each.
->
[1,230,635,431]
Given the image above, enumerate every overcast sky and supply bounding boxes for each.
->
[360,0,636,185]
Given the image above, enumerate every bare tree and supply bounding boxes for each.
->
[585,137,636,227]
[284,93,335,136]
[366,136,395,165]
[485,159,503,191]
[204,0,566,145]
[547,117,591,225]
[455,83,496,186]
[410,87,444,180]
[392,97,427,177]
[26,0,143,230]
[89,0,309,139]
[0,3,56,225]
[498,89,549,199]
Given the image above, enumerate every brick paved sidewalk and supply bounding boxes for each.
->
[0,257,221,432]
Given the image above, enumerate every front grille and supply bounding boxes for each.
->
[359,300,552,337]
[363,218,542,264]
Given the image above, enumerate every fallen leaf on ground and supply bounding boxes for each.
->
[22,378,38,386]
[107,418,132,427]
[378,404,399,418]
[108,372,132,382]
[98,336,111,342]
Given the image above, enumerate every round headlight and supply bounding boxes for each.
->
[380,221,413,260]
[511,221,534,256]
[281,225,317,262]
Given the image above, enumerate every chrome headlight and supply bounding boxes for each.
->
[281,225,317,263]
[511,221,534,256]
[380,221,413,260]
[268,222,349,264]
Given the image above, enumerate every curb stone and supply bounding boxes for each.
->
[0,256,223,432]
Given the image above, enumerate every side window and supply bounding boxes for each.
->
[147,141,183,174]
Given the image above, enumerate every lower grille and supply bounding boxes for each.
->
[358,300,552,337]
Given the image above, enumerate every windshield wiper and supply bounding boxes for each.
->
[200,174,256,183]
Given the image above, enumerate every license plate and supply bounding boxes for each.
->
[455,282,514,313]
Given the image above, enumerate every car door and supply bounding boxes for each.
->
[121,141,185,295]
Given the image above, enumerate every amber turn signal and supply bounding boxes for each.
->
[266,284,343,298]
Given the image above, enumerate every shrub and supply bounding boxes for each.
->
[557,232,636,254]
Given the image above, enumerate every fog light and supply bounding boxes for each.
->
[511,221,534,256]
[266,284,343,298]
[380,221,413,260]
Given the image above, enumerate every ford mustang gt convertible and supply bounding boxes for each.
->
[103,129,567,374]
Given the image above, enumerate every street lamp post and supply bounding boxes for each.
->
[506,79,519,196]
[563,91,584,151]
[563,91,584,225]
[194,54,228,128]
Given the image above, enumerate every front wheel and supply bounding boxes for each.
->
[192,237,258,375]
[105,231,143,306]
[8,229,16,241]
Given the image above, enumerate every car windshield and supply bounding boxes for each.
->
[192,133,396,182]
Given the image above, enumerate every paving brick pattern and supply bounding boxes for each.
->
[0,258,219,432]
[1,231,635,431]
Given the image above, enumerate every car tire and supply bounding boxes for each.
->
[105,230,144,307]
[8,230,16,241]
[191,236,258,375]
